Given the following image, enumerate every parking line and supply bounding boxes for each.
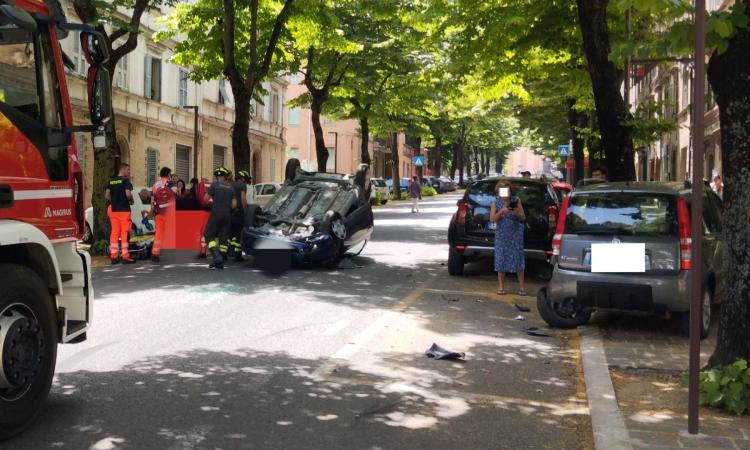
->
[421,288,535,304]
[312,287,424,379]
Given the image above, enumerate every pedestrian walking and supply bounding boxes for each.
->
[489,181,527,296]
[409,176,422,213]
[228,170,249,262]
[203,167,236,269]
[151,167,178,262]
[105,163,135,264]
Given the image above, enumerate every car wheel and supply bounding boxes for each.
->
[448,248,464,276]
[320,211,346,266]
[537,288,592,329]
[82,223,92,244]
[285,158,301,182]
[680,290,712,339]
[0,264,58,441]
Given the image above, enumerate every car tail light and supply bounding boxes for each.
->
[547,204,558,230]
[677,196,692,270]
[456,200,468,224]
[552,196,571,256]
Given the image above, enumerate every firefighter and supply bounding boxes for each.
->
[228,170,250,262]
[151,167,178,262]
[105,163,135,264]
[204,167,236,269]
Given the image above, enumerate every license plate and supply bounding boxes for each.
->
[584,250,651,271]
[487,222,496,231]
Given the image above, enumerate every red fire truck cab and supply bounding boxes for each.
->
[0,0,112,439]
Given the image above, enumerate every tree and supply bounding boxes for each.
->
[575,0,635,181]
[705,1,750,366]
[615,0,750,365]
[161,0,296,173]
[73,0,170,242]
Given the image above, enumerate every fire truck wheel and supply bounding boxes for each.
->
[0,264,57,441]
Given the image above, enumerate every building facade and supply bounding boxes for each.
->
[62,1,288,207]
[628,0,725,183]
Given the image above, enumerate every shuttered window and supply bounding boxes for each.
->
[213,145,226,169]
[147,148,158,187]
[144,55,161,101]
[178,69,188,107]
[175,144,191,181]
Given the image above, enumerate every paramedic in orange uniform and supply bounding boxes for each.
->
[105,163,135,264]
[150,167,178,262]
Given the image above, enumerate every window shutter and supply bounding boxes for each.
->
[144,55,152,99]
[147,148,158,187]
[175,145,191,181]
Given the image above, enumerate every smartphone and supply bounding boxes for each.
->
[499,187,510,198]
[509,196,519,209]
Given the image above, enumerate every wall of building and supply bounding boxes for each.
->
[284,81,410,179]
[62,1,287,206]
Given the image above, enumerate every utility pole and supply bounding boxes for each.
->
[688,0,705,436]
[184,105,200,178]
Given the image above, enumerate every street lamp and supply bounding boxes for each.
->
[183,105,200,179]
[327,131,338,173]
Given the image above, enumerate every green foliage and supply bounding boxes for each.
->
[391,191,409,201]
[374,191,387,204]
[90,240,110,256]
[421,186,437,197]
[611,0,749,58]
[698,359,750,415]
[622,100,679,147]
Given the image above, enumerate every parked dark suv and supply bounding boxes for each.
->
[538,182,724,338]
[447,177,560,277]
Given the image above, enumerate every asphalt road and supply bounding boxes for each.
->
[5,193,591,450]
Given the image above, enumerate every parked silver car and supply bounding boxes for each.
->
[537,182,724,338]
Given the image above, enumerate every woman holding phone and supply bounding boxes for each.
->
[489,181,527,295]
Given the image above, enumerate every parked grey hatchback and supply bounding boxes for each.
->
[537,182,724,338]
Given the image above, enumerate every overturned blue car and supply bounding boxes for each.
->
[242,159,374,267]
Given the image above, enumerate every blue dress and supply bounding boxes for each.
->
[494,199,525,273]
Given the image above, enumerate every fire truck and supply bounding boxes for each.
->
[0,0,111,439]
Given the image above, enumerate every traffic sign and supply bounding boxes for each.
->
[557,145,571,156]
[412,155,425,167]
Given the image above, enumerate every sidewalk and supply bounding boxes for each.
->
[580,313,750,449]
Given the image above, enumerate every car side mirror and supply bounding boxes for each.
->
[80,31,109,66]
[0,4,37,32]
[87,65,112,127]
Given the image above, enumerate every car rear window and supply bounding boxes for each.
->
[372,179,386,187]
[565,193,677,236]
[468,180,549,209]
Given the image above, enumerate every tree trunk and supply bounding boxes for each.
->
[433,137,443,176]
[389,132,400,198]
[465,146,472,179]
[495,150,502,173]
[90,130,119,244]
[232,89,252,173]
[359,115,371,165]
[457,138,465,185]
[450,142,458,180]
[567,99,587,184]
[575,0,634,181]
[310,97,329,172]
[707,3,750,367]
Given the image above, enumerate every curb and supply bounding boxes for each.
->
[579,328,634,450]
